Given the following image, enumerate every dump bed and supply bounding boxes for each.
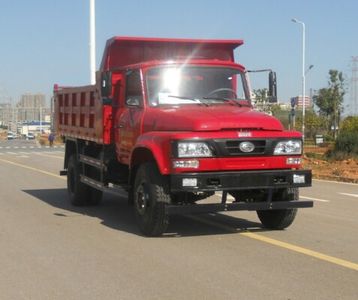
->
[54,84,112,144]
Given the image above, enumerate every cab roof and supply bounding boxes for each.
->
[100,36,244,72]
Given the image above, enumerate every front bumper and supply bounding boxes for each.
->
[168,169,312,215]
[170,169,312,192]
[166,199,313,215]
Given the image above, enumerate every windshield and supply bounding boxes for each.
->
[146,66,249,106]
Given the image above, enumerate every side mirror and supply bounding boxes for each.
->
[101,71,112,98]
[268,71,277,103]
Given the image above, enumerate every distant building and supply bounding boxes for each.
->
[0,103,13,128]
[290,95,312,109]
[17,93,50,122]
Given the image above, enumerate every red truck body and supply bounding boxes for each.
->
[55,37,312,236]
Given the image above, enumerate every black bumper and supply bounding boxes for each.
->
[170,169,312,192]
[166,200,313,215]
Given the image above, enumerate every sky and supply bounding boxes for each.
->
[0,0,357,114]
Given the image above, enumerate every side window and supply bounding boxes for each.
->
[125,70,142,106]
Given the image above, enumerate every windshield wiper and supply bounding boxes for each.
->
[202,96,230,101]
[168,95,201,102]
[168,95,209,106]
[202,97,252,107]
[236,100,252,107]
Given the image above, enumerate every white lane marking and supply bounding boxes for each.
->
[339,193,358,198]
[300,196,330,203]
[17,155,29,158]
[6,152,17,155]
[35,152,63,160]
[313,179,358,186]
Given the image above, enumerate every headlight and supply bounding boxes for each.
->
[178,142,213,157]
[274,140,302,155]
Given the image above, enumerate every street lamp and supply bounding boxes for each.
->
[305,64,314,76]
[292,18,306,140]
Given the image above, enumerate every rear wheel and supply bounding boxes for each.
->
[67,155,90,206]
[67,154,103,206]
[257,188,298,230]
[87,185,103,205]
[87,165,103,205]
[133,162,170,236]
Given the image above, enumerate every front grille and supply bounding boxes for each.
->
[212,139,270,156]
[225,140,266,155]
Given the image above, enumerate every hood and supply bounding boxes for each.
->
[144,105,283,131]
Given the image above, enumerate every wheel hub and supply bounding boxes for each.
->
[136,184,149,215]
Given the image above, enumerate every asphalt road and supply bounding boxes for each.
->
[0,140,357,300]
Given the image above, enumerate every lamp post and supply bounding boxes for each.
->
[39,106,42,134]
[89,0,96,84]
[292,18,306,140]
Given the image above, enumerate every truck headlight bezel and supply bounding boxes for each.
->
[177,142,213,158]
[273,140,302,155]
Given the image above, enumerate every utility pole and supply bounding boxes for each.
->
[89,0,96,84]
[351,56,358,116]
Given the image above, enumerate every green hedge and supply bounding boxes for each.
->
[334,131,358,155]
[330,117,358,159]
[340,116,358,132]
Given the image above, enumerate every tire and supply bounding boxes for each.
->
[67,155,90,206]
[257,188,298,230]
[87,166,103,206]
[133,162,170,236]
[87,188,103,205]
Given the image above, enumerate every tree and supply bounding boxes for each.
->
[253,89,271,114]
[340,116,358,132]
[295,109,327,139]
[270,104,282,116]
[253,89,268,105]
[313,70,345,138]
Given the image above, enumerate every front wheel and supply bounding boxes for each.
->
[257,188,298,230]
[133,162,170,236]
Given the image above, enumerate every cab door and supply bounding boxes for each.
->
[116,69,145,165]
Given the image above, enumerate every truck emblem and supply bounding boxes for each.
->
[239,141,255,153]
[238,132,252,137]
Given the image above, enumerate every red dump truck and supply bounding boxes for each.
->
[54,36,313,236]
